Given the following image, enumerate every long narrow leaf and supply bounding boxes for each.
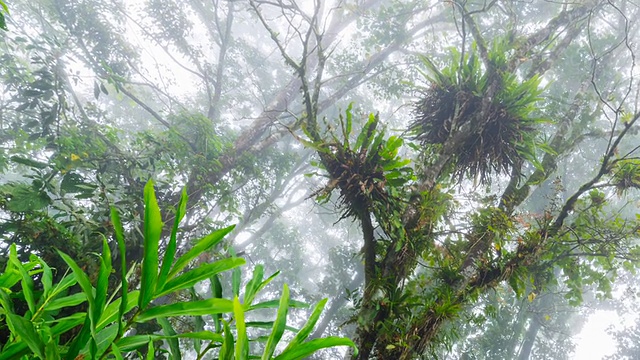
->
[56,250,95,322]
[96,290,139,331]
[94,238,112,327]
[158,188,187,290]
[211,274,223,333]
[243,265,264,308]
[110,207,128,337]
[7,314,45,358]
[233,296,248,360]
[158,317,181,360]
[137,298,234,322]
[168,225,235,280]
[140,180,163,309]
[158,258,245,298]
[9,246,36,315]
[46,292,87,311]
[219,320,234,360]
[274,337,357,360]
[262,284,289,360]
[283,298,327,351]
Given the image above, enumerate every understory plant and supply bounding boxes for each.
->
[0,180,356,359]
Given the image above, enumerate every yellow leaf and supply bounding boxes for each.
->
[494,243,501,251]
[386,344,396,350]
[527,292,536,302]
[544,315,550,321]
[70,154,81,161]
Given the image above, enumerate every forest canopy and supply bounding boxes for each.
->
[1,0,640,359]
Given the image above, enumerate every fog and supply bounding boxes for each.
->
[1,0,640,359]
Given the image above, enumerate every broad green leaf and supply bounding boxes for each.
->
[158,188,188,291]
[262,284,289,360]
[8,313,45,358]
[93,238,112,327]
[56,251,95,313]
[96,290,139,331]
[168,225,235,280]
[0,267,21,290]
[49,313,86,337]
[81,324,117,359]
[137,298,234,322]
[44,337,60,360]
[140,180,163,309]
[110,207,128,337]
[0,342,29,360]
[211,274,223,333]
[283,298,327,351]
[232,266,241,297]
[219,320,234,360]
[246,321,299,332]
[40,258,53,299]
[248,299,309,311]
[46,292,87,311]
[243,265,264,308]
[10,155,48,169]
[158,317,181,360]
[158,257,245,298]
[111,343,124,360]
[146,341,154,360]
[233,296,248,360]
[9,246,36,314]
[274,337,357,360]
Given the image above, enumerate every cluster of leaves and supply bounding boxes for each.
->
[410,40,548,184]
[612,159,640,195]
[0,181,356,359]
[310,104,413,220]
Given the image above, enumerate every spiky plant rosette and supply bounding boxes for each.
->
[612,159,640,195]
[312,106,413,220]
[410,43,546,184]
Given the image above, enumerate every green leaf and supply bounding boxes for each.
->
[168,225,235,280]
[56,250,95,320]
[211,274,223,333]
[274,337,358,360]
[234,296,248,360]
[283,298,327,351]
[96,291,139,331]
[243,265,264,308]
[140,180,163,309]
[8,314,46,358]
[158,257,245,298]
[219,320,234,360]
[0,342,29,360]
[10,155,48,169]
[248,299,309,311]
[232,266,241,297]
[136,298,234,322]
[93,238,112,328]
[158,317,181,360]
[49,313,86,337]
[9,246,36,314]
[159,188,187,291]
[262,284,289,360]
[46,292,87,311]
[110,207,128,337]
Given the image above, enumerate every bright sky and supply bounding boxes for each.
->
[572,311,619,359]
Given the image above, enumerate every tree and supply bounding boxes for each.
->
[1,0,640,359]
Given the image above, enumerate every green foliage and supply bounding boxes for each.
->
[410,40,548,183]
[612,159,640,195]
[0,181,356,359]
[312,104,414,219]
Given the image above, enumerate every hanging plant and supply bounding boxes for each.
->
[410,40,548,184]
[309,105,413,220]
